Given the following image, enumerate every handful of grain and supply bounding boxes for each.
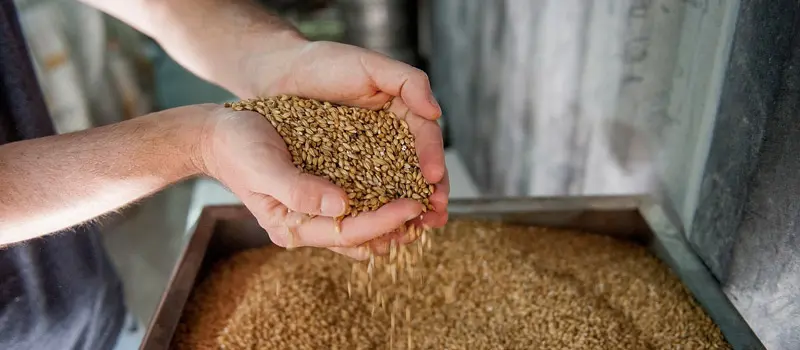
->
[225,95,434,223]
[226,96,435,340]
[173,220,731,350]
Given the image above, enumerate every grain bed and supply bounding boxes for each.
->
[141,196,764,350]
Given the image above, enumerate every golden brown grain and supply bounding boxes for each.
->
[172,220,731,350]
[225,96,435,322]
[225,96,434,220]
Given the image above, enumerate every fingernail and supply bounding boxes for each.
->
[321,194,346,216]
[429,95,441,115]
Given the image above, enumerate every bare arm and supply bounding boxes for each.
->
[74,0,450,237]
[0,106,208,245]
[0,0,447,252]
[0,100,426,255]
[78,0,307,98]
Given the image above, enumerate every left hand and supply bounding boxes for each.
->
[239,40,450,231]
[197,105,427,260]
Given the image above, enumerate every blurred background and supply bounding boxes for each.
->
[13,0,800,349]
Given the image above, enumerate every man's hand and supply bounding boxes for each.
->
[0,104,422,256]
[77,0,450,249]
[199,105,428,259]
[242,40,450,230]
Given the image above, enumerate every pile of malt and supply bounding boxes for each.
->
[225,95,434,221]
[172,220,731,350]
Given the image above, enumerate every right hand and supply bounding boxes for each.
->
[244,40,450,230]
[195,104,424,260]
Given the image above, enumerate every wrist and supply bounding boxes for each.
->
[147,105,217,178]
[149,0,309,98]
[238,31,309,98]
[184,104,221,178]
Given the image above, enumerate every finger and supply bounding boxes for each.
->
[363,226,421,255]
[420,210,448,229]
[387,99,447,228]
[420,168,450,228]
[409,207,439,230]
[362,227,404,256]
[273,198,423,248]
[431,167,450,211]
[328,246,370,260]
[220,114,349,217]
[237,191,295,246]
[361,52,442,120]
[238,191,334,249]
[260,153,349,217]
[388,100,446,184]
[330,226,417,260]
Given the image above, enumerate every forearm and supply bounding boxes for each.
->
[79,0,307,97]
[0,105,209,245]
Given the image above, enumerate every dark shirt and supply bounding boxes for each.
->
[0,3,125,349]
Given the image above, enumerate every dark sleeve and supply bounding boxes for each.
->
[0,0,56,143]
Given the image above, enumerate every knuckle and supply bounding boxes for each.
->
[336,234,354,248]
[286,176,322,214]
[265,228,286,248]
[261,198,290,227]
[257,216,286,247]
[337,230,359,248]
[415,69,430,83]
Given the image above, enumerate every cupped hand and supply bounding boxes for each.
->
[243,40,450,229]
[198,105,427,260]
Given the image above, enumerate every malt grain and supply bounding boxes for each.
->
[173,220,731,350]
[225,96,434,220]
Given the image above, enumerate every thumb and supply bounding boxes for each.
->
[263,160,349,217]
